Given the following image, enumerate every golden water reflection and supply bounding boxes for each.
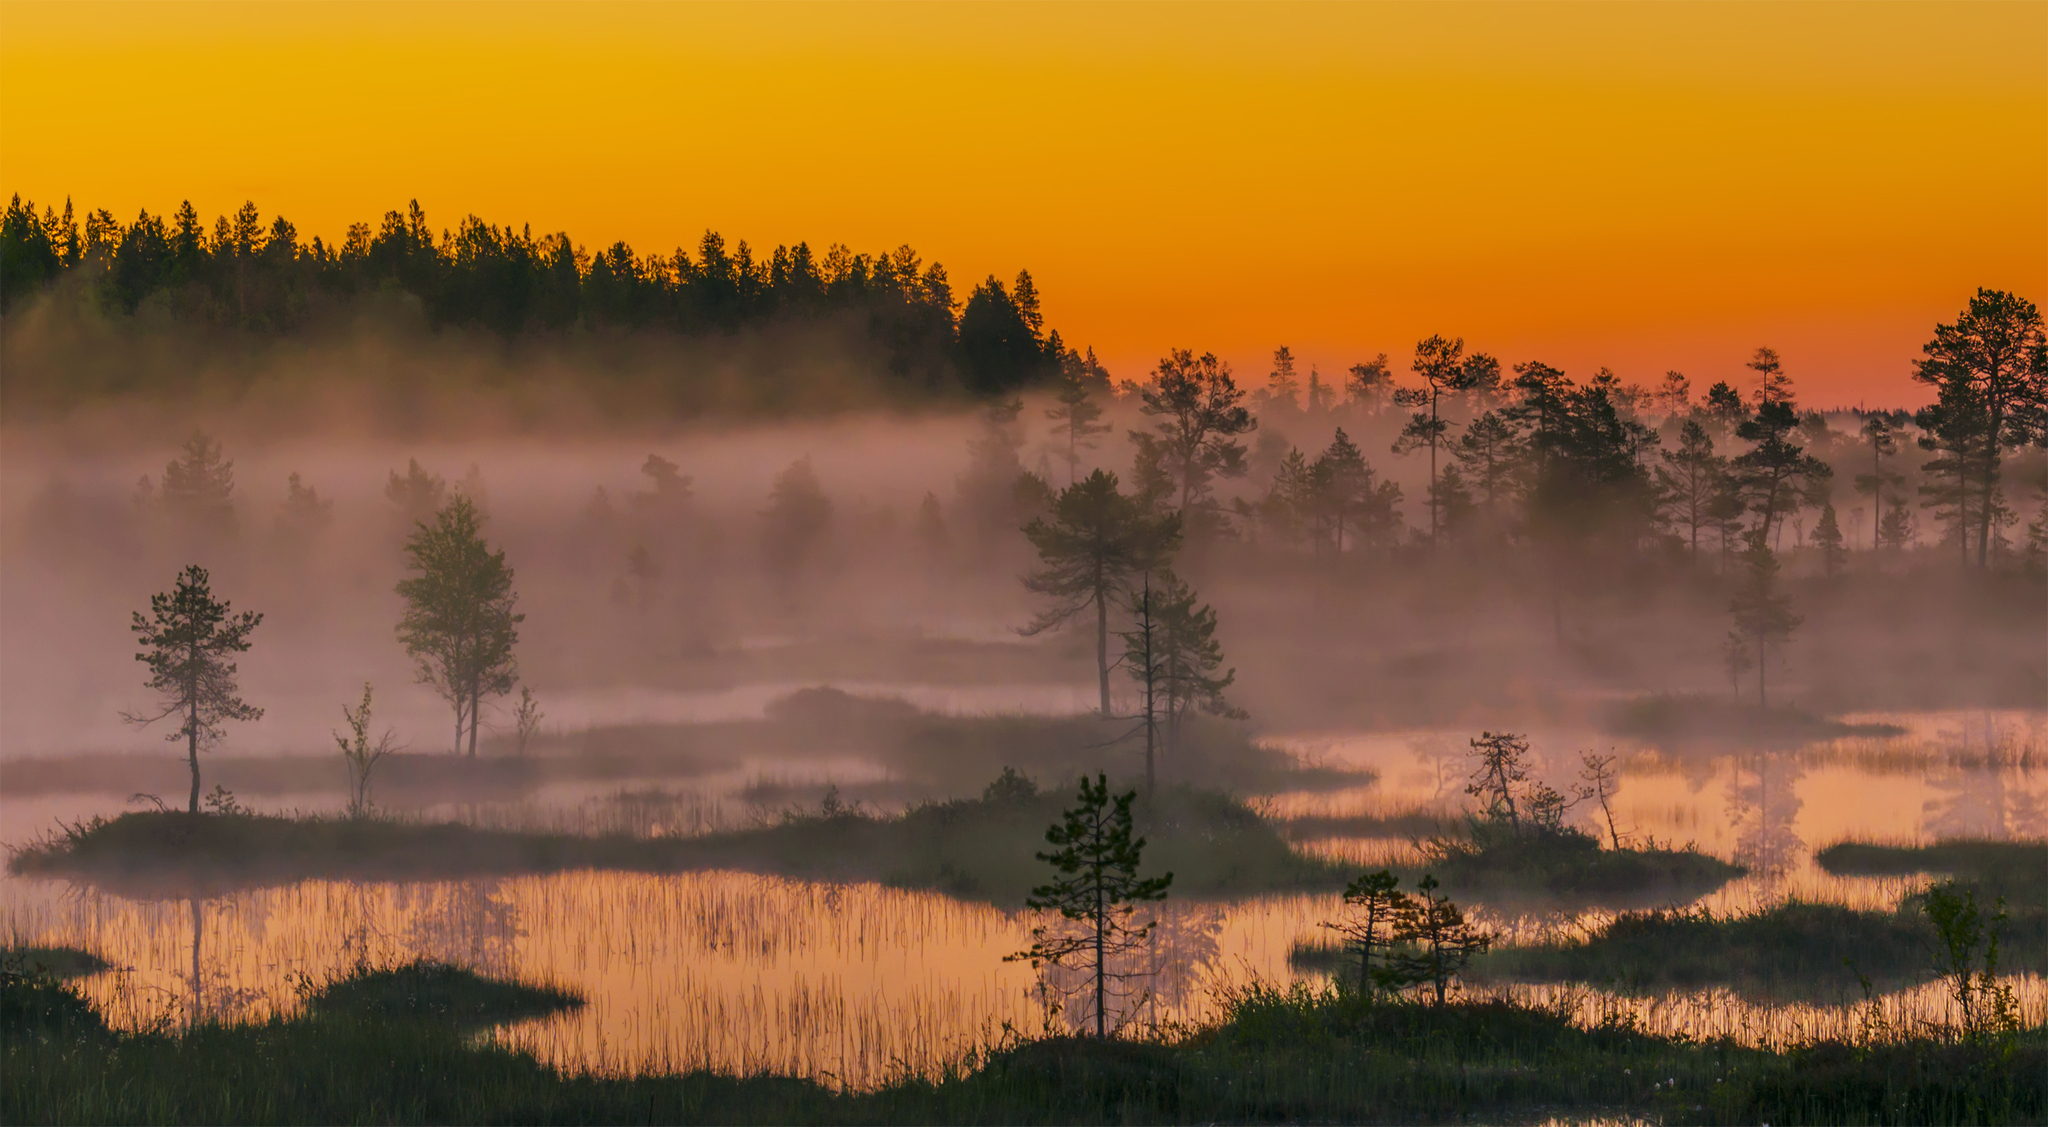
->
[6,871,2041,1089]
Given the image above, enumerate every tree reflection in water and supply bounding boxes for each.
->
[1726,752,1805,878]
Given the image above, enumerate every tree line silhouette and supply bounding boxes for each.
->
[0,193,1075,396]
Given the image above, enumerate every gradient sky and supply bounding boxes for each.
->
[2,1,2042,407]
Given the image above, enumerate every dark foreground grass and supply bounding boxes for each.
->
[1424,821,1745,906]
[6,961,2043,1125]
[9,785,1349,905]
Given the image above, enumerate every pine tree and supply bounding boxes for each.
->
[125,566,264,813]
[1853,415,1904,551]
[762,456,833,585]
[1729,529,1800,708]
[1394,336,1496,547]
[1121,569,1241,790]
[1432,464,1477,542]
[1046,361,1112,485]
[1006,773,1174,1038]
[1022,471,1181,717]
[1464,732,1531,829]
[1877,496,1917,554]
[1345,354,1394,416]
[386,458,447,531]
[1657,419,1725,563]
[1265,346,1302,411]
[158,430,236,537]
[1320,869,1412,995]
[1262,447,1313,551]
[1389,875,1492,1005]
[1132,349,1256,534]
[1658,370,1692,415]
[277,471,333,544]
[1733,394,1831,543]
[1813,500,1847,579]
[1910,289,2047,569]
[1454,411,1523,520]
[1308,428,1371,555]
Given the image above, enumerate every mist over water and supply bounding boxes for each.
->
[3,331,2043,1089]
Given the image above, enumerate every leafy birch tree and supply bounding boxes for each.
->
[395,494,523,757]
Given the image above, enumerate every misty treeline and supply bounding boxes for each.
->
[0,193,1088,401]
[1004,289,2040,708]
[12,287,2043,762]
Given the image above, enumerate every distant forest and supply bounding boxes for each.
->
[0,194,1082,398]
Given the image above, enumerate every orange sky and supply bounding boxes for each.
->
[2,0,2042,407]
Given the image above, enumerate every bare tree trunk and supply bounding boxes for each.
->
[1428,391,1440,547]
[469,680,481,758]
[1978,446,1996,569]
[1094,868,1106,1039]
[1141,578,1155,797]
[1757,635,1768,709]
[187,700,200,814]
[1095,586,1111,719]
[189,897,203,1026]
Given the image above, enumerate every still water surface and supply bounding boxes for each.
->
[3,708,2041,1088]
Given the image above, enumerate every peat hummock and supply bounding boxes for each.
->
[10,784,1349,904]
[1422,821,1744,906]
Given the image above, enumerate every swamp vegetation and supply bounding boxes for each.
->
[7,782,1348,904]
[6,949,2043,1126]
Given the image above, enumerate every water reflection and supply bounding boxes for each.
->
[1725,752,1805,878]
[2,710,2042,1088]
[6,871,2041,1088]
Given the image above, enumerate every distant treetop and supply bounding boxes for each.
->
[0,193,1082,400]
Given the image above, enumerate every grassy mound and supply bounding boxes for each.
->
[1460,894,2046,1003]
[1475,901,1932,1002]
[0,946,109,980]
[9,782,1349,905]
[8,964,2043,1125]
[1605,694,1907,748]
[303,960,581,1027]
[1423,821,1743,905]
[1817,839,2047,904]
[1,960,110,1043]
[5,688,1368,806]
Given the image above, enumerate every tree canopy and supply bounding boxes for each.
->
[0,193,1080,402]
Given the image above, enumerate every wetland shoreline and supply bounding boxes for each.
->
[7,951,2042,1125]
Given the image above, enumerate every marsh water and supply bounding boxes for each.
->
[3,702,2043,1089]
